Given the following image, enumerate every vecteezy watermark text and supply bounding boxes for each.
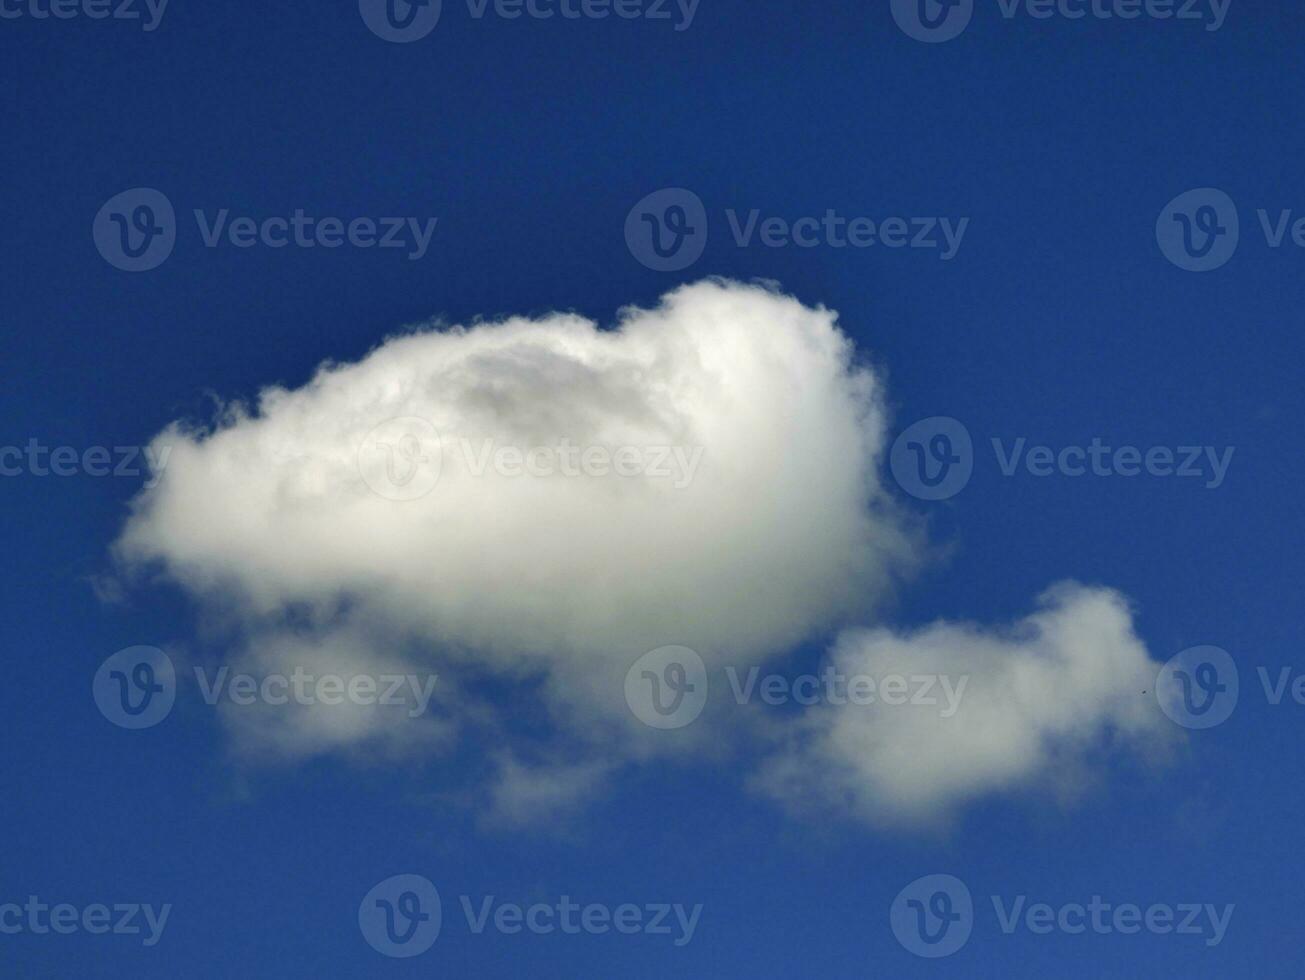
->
[889,417,1234,501]
[1157,187,1305,272]
[195,666,439,718]
[358,874,702,958]
[621,647,968,729]
[458,438,704,486]
[624,188,969,271]
[93,646,440,729]
[0,898,171,946]
[725,666,967,715]
[358,417,706,501]
[0,0,169,30]
[0,440,170,486]
[890,874,1232,958]
[358,0,699,43]
[891,0,1229,44]
[94,188,438,272]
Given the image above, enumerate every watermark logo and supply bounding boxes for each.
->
[359,874,442,958]
[625,188,709,272]
[891,874,973,958]
[93,188,176,273]
[1158,188,1305,271]
[357,418,443,501]
[1156,645,1239,729]
[891,418,1234,500]
[625,646,708,729]
[93,646,176,729]
[996,0,1230,30]
[1157,188,1240,272]
[359,876,701,954]
[894,0,1231,40]
[893,875,1233,954]
[359,0,443,42]
[890,416,973,501]
[626,189,969,271]
[94,190,439,271]
[890,0,973,42]
[361,0,697,40]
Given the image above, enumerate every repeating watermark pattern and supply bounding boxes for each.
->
[196,667,439,718]
[94,647,440,729]
[358,418,706,502]
[359,0,699,42]
[1158,187,1305,272]
[94,188,438,272]
[890,874,974,958]
[624,188,709,272]
[92,189,176,272]
[358,0,443,42]
[624,646,709,729]
[0,898,171,946]
[891,874,1233,957]
[0,0,169,30]
[988,895,1233,946]
[358,417,444,501]
[890,417,1234,501]
[890,0,973,43]
[359,875,443,958]
[1154,646,1305,731]
[889,417,974,501]
[0,440,170,485]
[624,650,966,726]
[892,0,1229,42]
[726,667,967,715]
[625,188,969,271]
[459,895,702,945]
[359,875,702,957]
[93,646,177,730]
[454,438,704,487]
[1156,188,1239,271]
[1155,646,1239,729]
[990,438,1233,488]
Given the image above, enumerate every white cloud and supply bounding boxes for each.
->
[114,279,914,769]
[483,755,614,830]
[753,583,1177,829]
[112,279,1173,828]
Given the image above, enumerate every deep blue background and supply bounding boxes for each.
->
[2,1,1303,976]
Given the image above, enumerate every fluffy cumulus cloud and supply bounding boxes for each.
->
[112,279,1173,827]
[115,280,911,755]
[754,583,1176,828]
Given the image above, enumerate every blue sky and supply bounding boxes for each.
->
[2,1,1304,977]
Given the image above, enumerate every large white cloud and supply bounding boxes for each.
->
[112,279,1174,826]
[753,583,1177,829]
[115,279,914,759]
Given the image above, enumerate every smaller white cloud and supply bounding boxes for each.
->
[753,583,1178,829]
[483,755,614,830]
